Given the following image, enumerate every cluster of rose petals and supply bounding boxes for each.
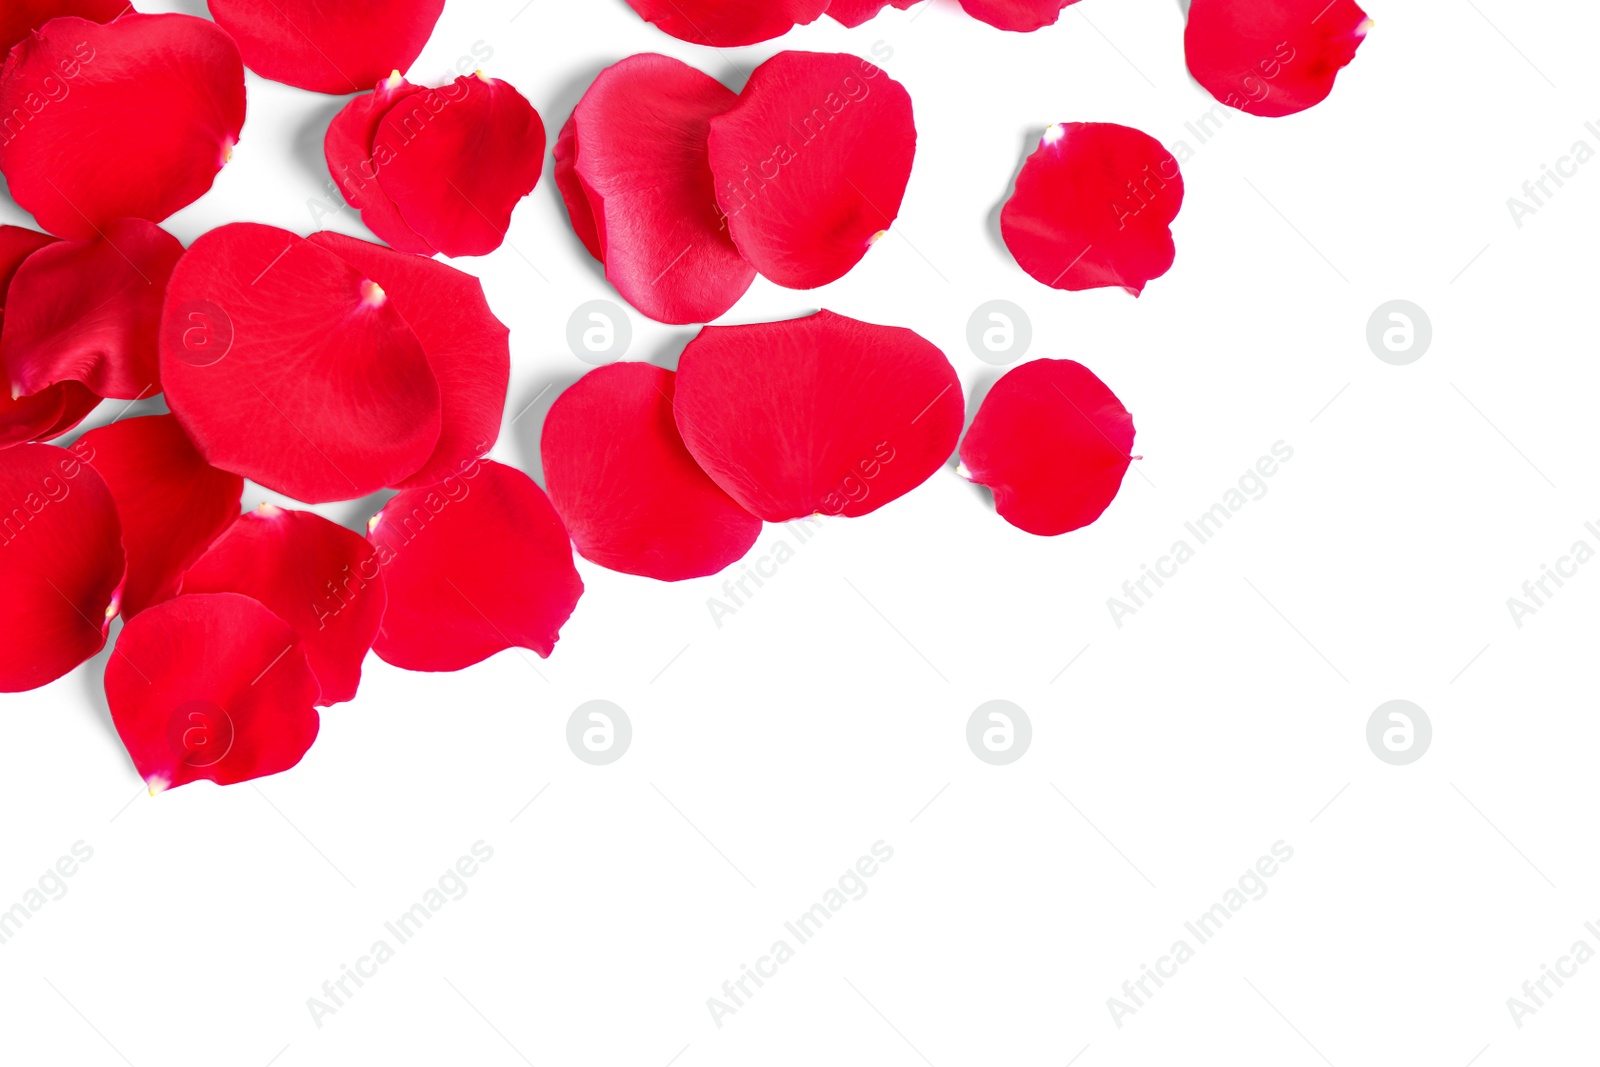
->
[326,72,546,258]
[557,50,915,324]
[623,0,1080,41]
[208,0,444,94]
[1185,0,1371,117]
[959,359,1136,536]
[1002,122,1184,295]
[0,13,246,239]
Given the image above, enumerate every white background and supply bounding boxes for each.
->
[3,0,1598,1064]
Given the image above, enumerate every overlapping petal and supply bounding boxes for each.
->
[0,0,128,56]
[324,74,435,255]
[207,0,445,94]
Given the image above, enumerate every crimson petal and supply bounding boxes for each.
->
[308,232,508,489]
[374,75,545,259]
[2,218,183,401]
[324,75,435,255]
[368,460,582,672]
[829,0,921,27]
[207,0,445,94]
[1001,122,1183,295]
[1185,0,1370,117]
[707,52,916,289]
[673,310,962,522]
[0,14,245,239]
[958,0,1077,31]
[555,54,754,325]
[543,363,761,581]
[182,506,385,706]
[0,0,128,55]
[160,224,441,503]
[76,414,241,618]
[0,224,82,447]
[623,0,829,46]
[0,442,124,692]
[105,592,320,791]
[959,359,1134,536]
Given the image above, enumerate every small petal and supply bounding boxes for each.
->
[324,76,436,255]
[623,0,829,46]
[1185,0,1370,117]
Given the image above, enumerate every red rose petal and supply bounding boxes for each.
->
[958,0,1077,31]
[0,442,124,692]
[543,362,761,581]
[105,592,320,791]
[308,232,508,489]
[76,414,242,618]
[160,223,442,504]
[182,506,385,706]
[207,0,445,94]
[324,74,436,255]
[1001,122,1183,295]
[555,54,755,325]
[0,224,87,447]
[623,0,829,46]
[707,52,916,290]
[1186,0,1370,117]
[368,460,582,672]
[374,75,545,259]
[958,358,1135,536]
[0,14,245,239]
[1,218,183,401]
[673,310,963,522]
[828,0,921,27]
[0,0,127,55]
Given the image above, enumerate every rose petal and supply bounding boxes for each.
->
[707,52,916,289]
[0,0,128,56]
[160,223,442,504]
[0,224,86,447]
[308,232,508,489]
[1001,122,1183,295]
[181,506,385,706]
[368,459,582,672]
[555,54,755,325]
[623,0,829,46]
[105,592,320,791]
[0,14,245,239]
[543,362,761,581]
[374,75,545,259]
[207,0,445,94]
[324,74,436,255]
[1185,0,1371,117]
[76,414,242,618]
[958,0,1077,31]
[1,218,183,401]
[958,358,1134,536]
[0,441,124,692]
[828,0,921,27]
[673,310,962,521]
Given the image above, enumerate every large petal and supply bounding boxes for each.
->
[958,359,1135,536]
[324,74,436,255]
[1,218,183,400]
[307,232,508,489]
[76,414,242,618]
[707,52,916,289]
[0,442,124,692]
[1000,122,1183,295]
[368,460,582,672]
[375,75,545,259]
[207,0,445,94]
[958,0,1077,31]
[555,54,754,325]
[0,0,128,56]
[543,362,761,581]
[159,223,442,503]
[181,506,385,706]
[623,0,829,46]
[0,14,245,239]
[1185,0,1371,117]
[673,310,963,522]
[105,592,320,791]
